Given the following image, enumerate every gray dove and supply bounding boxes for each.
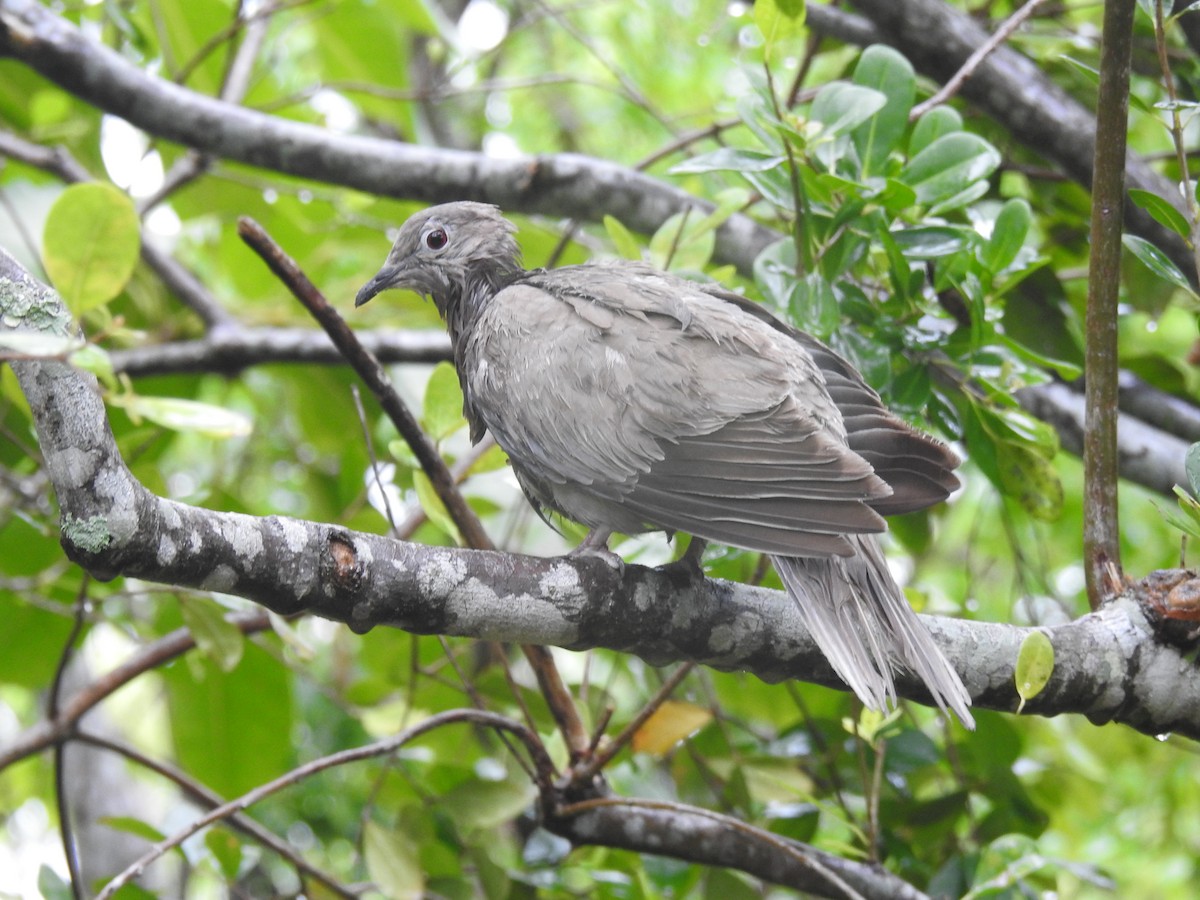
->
[356,201,973,728]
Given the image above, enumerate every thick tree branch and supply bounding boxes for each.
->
[4,250,1199,742]
[103,324,1194,497]
[0,0,776,276]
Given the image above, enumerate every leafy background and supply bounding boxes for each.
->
[1,0,1199,897]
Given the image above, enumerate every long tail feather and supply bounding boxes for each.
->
[773,537,974,729]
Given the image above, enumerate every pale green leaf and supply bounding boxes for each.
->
[810,82,887,140]
[414,469,461,542]
[603,214,644,260]
[1015,631,1055,712]
[364,820,425,900]
[755,0,806,59]
[113,394,253,438]
[179,597,245,673]
[42,182,141,317]
[422,360,466,442]
[669,148,785,175]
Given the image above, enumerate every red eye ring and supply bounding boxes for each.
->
[425,228,448,250]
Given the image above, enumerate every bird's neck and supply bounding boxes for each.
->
[437,263,524,351]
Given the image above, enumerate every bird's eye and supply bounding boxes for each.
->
[424,228,448,251]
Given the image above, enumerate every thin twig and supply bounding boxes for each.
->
[236,217,492,550]
[0,613,273,773]
[73,732,359,899]
[351,383,399,538]
[1083,0,1135,607]
[49,577,90,900]
[911,0,1049,120]
[574,662,695,780]
[95,709,556,900]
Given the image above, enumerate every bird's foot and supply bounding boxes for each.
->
[567,529,624,573]
[657,538,708,587]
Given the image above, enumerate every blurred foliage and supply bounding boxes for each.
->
[1,0,1199,897]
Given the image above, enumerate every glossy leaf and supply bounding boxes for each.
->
[1128,188,1191,239]
[901,133,1002,207]
[1122,234,1199,298]
[810,82,888,141]
[669,148,785,175]
[981,198,1033,274]
[851,45,915,176]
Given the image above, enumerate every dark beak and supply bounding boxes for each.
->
[355,262,404,307]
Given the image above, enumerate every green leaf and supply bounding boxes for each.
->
[901,133,1002,207]
[909,106,962,157]
[810,82,888,141]
[423,360,466,442]
[648,211,716,271]
[1122,234,1199,298]
[163,642,293,797]
[1128,189,1192,239]
[414,469,461,542]
[364,820,425,899]
[755,0,806,59]
[603,214,644,260]
[113,394,253,438]
[69,343,118,390]
[669,148,785,174]
[179,597,245,673]
[1187,442,1200,497]
[445,775,537,831]
[891,225,971,259]
[206,829,243,882]
[1165,486,1200,540]
[100,816,168,843]
[981,198,1033,274]
[851,45,915,176]
[1014,631,1055,713]
[42,182,141,317]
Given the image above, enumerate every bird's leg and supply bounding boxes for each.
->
[658,537,708,586]
[568,528,624,571]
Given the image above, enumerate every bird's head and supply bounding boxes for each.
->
[355,202,522,317]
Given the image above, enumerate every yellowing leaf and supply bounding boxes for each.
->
[43,182,141,317]
[631,700,712,755]
[1015,630,1055,713]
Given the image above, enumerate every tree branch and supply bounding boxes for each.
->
[1083,0,1136,605]
[5,249,1199,742]
[0,0,776,276]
